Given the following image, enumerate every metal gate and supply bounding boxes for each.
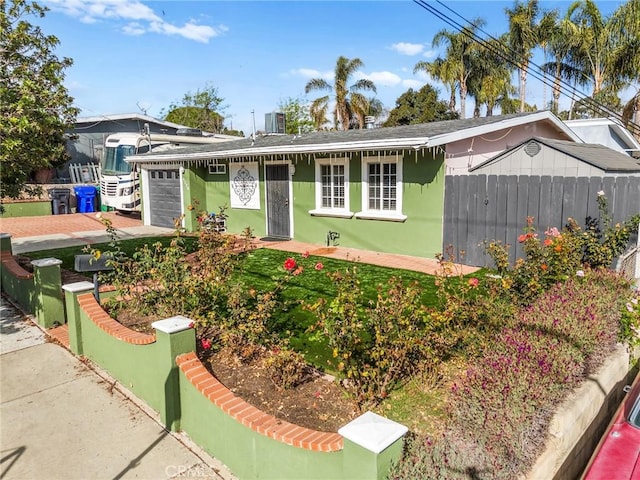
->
[148,169,181,228]
[443,175,640,267]
[265,164,291,238]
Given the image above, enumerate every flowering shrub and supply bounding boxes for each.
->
[568,192,640,268]
[390,269,632,479]
[486,216,584,305]
[433,249,518,351]
[307,267,436,410]
[486,193,639,306]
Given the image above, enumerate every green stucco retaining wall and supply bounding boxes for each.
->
[178,375,344,480]
[0,264,36,313]
[69,294,195,430]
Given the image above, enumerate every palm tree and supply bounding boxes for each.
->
[416,19,485,119]
[540,16,586,115]
[606,0,639,129]
[469,36,516,116]
[564,0,611,97]
[414,56,458,114]
[351,96,385,129]
[505,0,556,112]
[304,56,377,130]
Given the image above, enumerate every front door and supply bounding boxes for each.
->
[265,164,291,238]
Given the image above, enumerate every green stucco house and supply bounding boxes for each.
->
[128,112,579,259]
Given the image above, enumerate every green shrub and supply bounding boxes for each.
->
[263,347,308,389]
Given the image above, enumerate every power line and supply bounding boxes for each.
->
[413,0,639,135]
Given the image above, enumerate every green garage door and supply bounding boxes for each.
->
[148,169,181,228]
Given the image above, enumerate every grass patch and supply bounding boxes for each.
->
[237,248,442,370]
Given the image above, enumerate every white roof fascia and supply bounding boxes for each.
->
[126,137,435,164]
[426,111,582,147]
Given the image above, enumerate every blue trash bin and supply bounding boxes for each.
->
[74,185,97,213]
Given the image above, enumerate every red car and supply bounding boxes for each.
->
[582,372,640,480]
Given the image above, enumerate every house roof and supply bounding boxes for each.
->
[565,117,640,157]
[74,113,189,131]
[127,111,581,164]
[470,136,640,173]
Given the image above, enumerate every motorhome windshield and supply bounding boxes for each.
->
[101,145,136,175]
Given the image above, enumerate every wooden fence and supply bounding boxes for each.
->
[443,175,640,267]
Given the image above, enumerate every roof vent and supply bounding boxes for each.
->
[524,140,541,157]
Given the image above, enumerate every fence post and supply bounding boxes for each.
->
[31,258,64,328]
[62,281,95,355]
[152,316,196,432]
[338,411,408,480]
[0,233,12,255]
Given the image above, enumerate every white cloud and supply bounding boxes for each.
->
[122,22,146,36]
[148,21,221,44]
[43,0,223,43]
[289,68,333,80]
[422,49,437,59]
[391,42,425,56]
[360,71,402,87]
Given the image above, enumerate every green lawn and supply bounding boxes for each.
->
[238,248,442,368]
[24,236,199,271]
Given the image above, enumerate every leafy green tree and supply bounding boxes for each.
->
[1,0,78,201]
[276,97,314,134]
[161,82,230,134]
[305,56,377,130]
[384,84,458,127]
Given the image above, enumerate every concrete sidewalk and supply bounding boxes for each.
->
[0,296,236,480]
[9,225,175,255]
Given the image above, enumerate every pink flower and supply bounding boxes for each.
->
[283,257,297,271]
[518,234,527,243]
[467,277,479,288]
[315,262,324,271]
[292,267,303,276]
[544,227,560,237]
[576,270,585,277]
[201,338,212,350]
[188,321,195,328]
[302,251,310,258]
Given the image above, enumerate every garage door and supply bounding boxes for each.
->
[148,169,181,228]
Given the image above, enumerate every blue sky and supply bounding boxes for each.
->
[37,0,626,136]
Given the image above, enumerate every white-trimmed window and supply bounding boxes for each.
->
[208,159,226,175]
[309,156,353,218]
[356,153,406,221]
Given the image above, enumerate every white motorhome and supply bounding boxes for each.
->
[100,129,238,212]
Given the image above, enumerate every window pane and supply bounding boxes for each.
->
[320,163,346,209]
